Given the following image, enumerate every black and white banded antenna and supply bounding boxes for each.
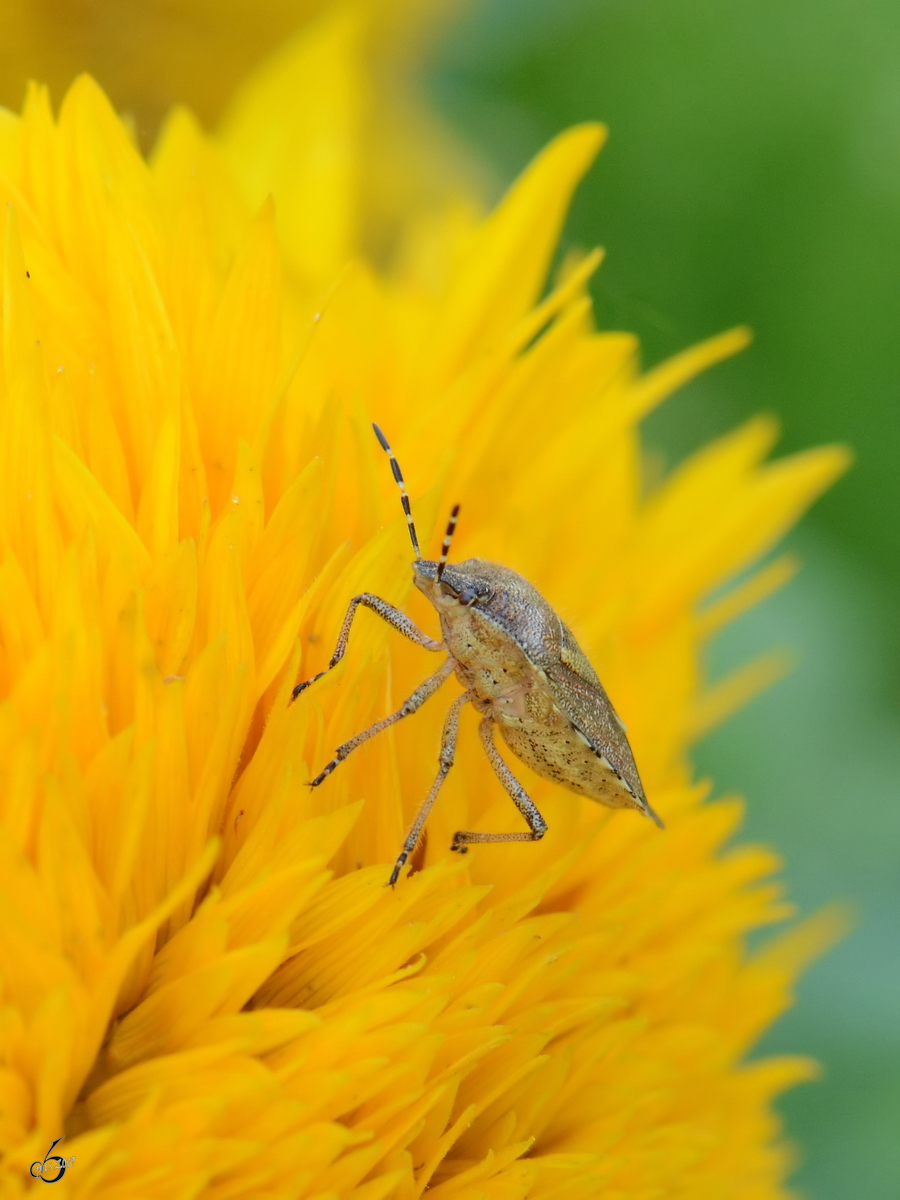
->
[372,423,421,559]
[436,506,460,582]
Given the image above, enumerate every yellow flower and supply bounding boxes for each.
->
[0,32,848,1200]
[0,0,481,269]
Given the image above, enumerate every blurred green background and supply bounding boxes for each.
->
[431,1,900,1196]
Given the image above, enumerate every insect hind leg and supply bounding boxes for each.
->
[292,593,444,701]
[308,657,454,787]
[451,717,548,852]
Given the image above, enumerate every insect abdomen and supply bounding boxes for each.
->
[497,710,638,809]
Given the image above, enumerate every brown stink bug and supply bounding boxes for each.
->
[292,424,663,886]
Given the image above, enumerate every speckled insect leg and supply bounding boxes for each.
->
[451,718,548,852]
[292,593,443,701]
[388,690,472,887]
[309,657,455,788]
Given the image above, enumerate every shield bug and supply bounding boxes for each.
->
[292,424,663,886]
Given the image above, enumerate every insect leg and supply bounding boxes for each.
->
[389,690,472,887]
[309,657,455,788]
[292,593,443,700]
[451,717,548,851]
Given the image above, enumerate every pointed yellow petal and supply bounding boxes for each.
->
[219,9,364,288]
[423,124,606,390]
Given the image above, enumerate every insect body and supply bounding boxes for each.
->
[292,425,663,886]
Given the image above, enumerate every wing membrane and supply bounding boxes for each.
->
[544,625,647,803]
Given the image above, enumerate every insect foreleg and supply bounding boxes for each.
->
[309,657,455,788]
[389,690,472,887]
[451,718,548,851]
[292,593,443,700]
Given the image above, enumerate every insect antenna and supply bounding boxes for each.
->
[436,505,460,582]
[372,423,421,559]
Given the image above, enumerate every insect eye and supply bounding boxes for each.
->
[458,586,482,607]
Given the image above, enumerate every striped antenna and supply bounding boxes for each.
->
[436,505,460,582]
[372,424,421,559]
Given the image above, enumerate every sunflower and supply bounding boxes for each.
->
[0,0,481,270]
[0,15,848,1200]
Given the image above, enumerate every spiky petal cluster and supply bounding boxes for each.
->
[0,36,846,1200]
